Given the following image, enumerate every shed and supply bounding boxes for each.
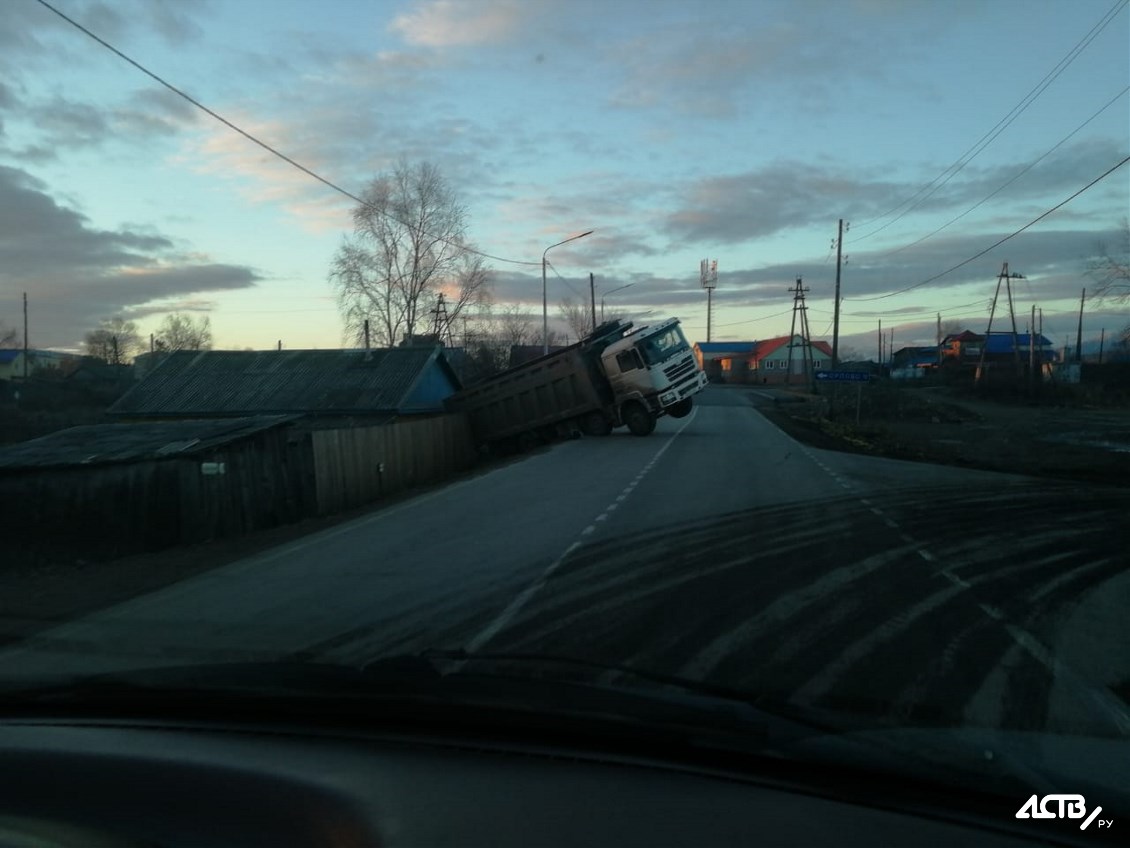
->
[0,416,313,562]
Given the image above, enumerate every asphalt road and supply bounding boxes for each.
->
[2,386,1128,736]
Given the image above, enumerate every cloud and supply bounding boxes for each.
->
[0,165,260,348]
[389,0,529,47]
[662,138,1129,247]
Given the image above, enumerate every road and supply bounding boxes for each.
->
[2,386,1128,735]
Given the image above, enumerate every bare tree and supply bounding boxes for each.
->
[155,313,213,351]
[494,303,536,347]
[1088,218,1130,303]
[330,160,489,347]
[84,317,141,365]
[0,321,19,348]
[558,298,594,340]
[429,252,491,343]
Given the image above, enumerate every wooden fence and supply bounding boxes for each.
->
[2,414,477,566]
[310,413,476,515]
[0,425,314,564]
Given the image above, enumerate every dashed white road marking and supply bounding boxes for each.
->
[466,409,698,651]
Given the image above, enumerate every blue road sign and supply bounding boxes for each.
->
[815,370,872,382]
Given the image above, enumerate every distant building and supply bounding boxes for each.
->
[0,349,79,380]
[891,346,941,380]
[694,336,832,384]
[692,342,758,382]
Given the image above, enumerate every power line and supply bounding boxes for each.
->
[544,259,586,300]
[850,154,1130,303]
[851,0,1128,241]
[877,85,1130,259]
[33,0,540,268]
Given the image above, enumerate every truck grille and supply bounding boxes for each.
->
[664,356,696,382]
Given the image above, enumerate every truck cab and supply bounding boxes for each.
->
[600,319,707,433]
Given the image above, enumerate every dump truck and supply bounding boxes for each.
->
[447,318,707,449]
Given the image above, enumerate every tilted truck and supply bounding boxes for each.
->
[447,318,707,449]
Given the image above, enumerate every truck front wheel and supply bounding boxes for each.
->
[623,403,656,436]
[667,398,693,419]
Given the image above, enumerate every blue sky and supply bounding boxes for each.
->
[0,0,1127,356]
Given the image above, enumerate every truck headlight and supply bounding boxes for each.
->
[660,391,677,405]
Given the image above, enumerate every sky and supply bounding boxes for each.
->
[0,0,1127,358]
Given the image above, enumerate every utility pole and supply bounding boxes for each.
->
[589,273,597,334]
[936,312,943,369]
[1029,304,1036,386]
[1075,287,1085,363]
[785,277,813,389]
[832,219,844,369]
[278,340,282,351]
[878,319,882,368]
[22,292,29,379]
[1098,328,1105,364]
[976,262,1024,385]
[363,319,370,350]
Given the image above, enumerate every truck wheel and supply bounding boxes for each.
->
[623,403,656,436]
[667,398,693,419]
[581,411,612,436]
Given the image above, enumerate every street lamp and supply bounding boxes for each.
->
[543,230,594,354]
[600,283,633,322]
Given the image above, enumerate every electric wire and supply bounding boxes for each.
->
[33,0,542,268]
[849,155,1130,303]
[850,0,1128,241]
[876,86,1130,259]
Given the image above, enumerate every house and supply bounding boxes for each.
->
[983,332,1056,364]
[692,342,758,382]
[891,346,941,380]
[0,349,79,380]
[748,335,833,384]
[940,331,984,365]
[693,336,833,384]
[109,346,462,422]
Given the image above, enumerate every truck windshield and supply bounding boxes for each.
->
[639,327,689,366]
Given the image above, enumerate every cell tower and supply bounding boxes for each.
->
[700,258,718,341]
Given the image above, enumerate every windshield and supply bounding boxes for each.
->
[638,326,690,366]
[1,0,1128,827]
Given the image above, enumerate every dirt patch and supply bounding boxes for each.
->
[757,384,1130,487]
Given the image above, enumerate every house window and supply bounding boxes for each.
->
[814,360,823,368]
[765,360,774,370]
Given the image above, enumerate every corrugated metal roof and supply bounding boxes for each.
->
[753,336,834,359]
[0,416,297,470]
[984,333,1053,354]
[109,347,459,418]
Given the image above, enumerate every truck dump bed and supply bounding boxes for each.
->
[448,324,627,444]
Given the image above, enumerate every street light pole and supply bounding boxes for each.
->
[600,283,633,323]
[542,229,594,355]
